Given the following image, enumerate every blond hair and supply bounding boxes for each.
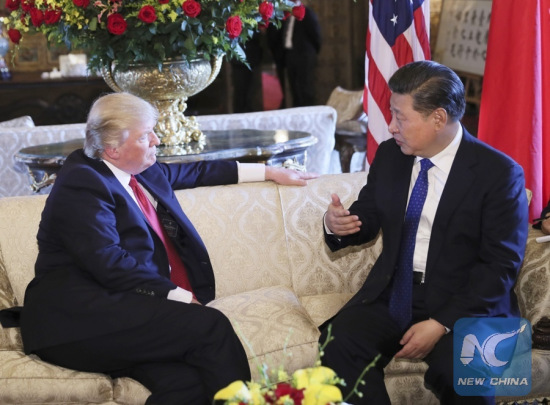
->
[84,93,158,159]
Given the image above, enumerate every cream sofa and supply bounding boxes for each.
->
[0,172,549,404]
[0,106,338,198]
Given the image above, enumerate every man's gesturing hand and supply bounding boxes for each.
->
[325,193,362,236]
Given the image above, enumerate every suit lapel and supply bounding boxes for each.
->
[384,149,415,256]
[426,131,479,274]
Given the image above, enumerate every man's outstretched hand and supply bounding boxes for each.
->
[325,193,362,236]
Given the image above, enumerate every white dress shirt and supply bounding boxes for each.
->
[409,126,462,280]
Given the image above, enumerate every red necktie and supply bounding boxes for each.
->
[129,175,194,294]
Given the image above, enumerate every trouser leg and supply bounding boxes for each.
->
[35,301,250,404]
[319,300,403,405]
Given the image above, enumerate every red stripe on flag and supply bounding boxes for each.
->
[413,6,431,59]
[368,60,392,124]
[392,34,414,67]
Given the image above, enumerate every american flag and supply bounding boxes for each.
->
[364,0,431,164]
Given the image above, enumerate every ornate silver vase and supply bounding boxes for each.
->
[102,56,223,155]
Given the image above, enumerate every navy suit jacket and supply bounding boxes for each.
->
[21,150,238,353]
[326,130,529,329]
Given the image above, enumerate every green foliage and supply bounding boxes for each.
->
[5,0,301,73]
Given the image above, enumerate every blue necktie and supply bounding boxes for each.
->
[389,158,434,329]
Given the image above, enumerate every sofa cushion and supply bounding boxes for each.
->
[0,351,114,404]
[113,377,150,405]
[300,292,353,327]
[175,182,294,299]
[208,285,320,381]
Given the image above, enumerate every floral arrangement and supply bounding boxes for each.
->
[214,365,346,405]
[4,0,305,72]
[214,326,380,405]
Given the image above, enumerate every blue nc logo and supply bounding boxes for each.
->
[453,318,531,397]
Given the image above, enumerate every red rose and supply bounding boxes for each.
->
[107,13,127,35]
[8,28,22,44]
[158,0,169,3]
[182,0,201,18]
[290,388,305,404]
[270,383,304,405]
[29,7,44,27]
[72,0,89,7]
[225,15,242,39]
[274,383,293,398]
[258,1,273,21]
[20,0,34,12]
[44,8,62,24]
[282,10,290,20]
[5,0,20,12]
[292,4,305,21]
[138,5,157,23]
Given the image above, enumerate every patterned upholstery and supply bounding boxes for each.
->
[0,123,86,198]
[0,106,337,198]
[0,172,549,404]
[0,116,35,128]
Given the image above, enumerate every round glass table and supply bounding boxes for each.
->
[15,129,317,192]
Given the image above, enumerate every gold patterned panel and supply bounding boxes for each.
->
[208,286,320,381]
[497,350,550,403]
[175,182,293,299]
[515,228,550,326]
[279,172,382,304]
[384,373,440,405]
[0,248,23,351]
[0,195,46,306]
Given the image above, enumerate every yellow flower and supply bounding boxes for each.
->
[247,381,264,404]
[303,384,343,405]
[214,380,251,403]
[293,366,339,389]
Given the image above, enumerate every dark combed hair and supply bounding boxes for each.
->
[388,60,466,122]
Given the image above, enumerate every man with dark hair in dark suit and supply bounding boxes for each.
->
[320,61,529,405]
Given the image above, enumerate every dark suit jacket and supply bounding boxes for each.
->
[326,130,529,330]
[20,150,238,353]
